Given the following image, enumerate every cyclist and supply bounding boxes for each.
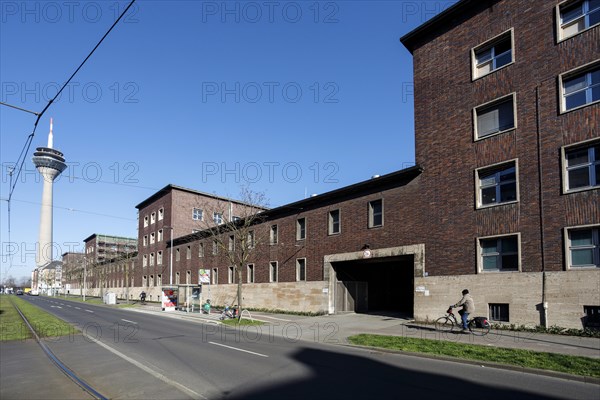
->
[452,289,474,332]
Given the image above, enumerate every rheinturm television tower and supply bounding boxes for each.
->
[32,118,67,268]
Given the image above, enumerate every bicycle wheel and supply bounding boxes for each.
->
[435,316,456,333]
[468,318,490,336]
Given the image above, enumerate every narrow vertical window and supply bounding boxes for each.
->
[328,209,341,235]
[297,218,306,240]
[368,200,383,228]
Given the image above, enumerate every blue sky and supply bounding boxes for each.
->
[0,0,457,281]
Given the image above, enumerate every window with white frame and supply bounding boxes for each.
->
[213,240,218,255]
[247,231,255,249]
[192,208,203,221]
[476,161,518,207]
[229,235,235,252]
[296,258,307,281]
[157,251,163,265]
[560,63,600,112]
[270,225,278,245]
[479,235,520,272]
[213,212,223,224]
[563,141,600,191]
[158,229,163,242]
[142,275,147,287]
[157,274,162,286]
[472,30,513,79]
[212,268,218,284]
[368,199,383,228]
[150,275,154,287]
[557,0,600,41]
[151,212,156,224]
[247,264,254,283]
[228,266,235,284]
[144,215,149,227]
[158,208,164,221]
[270,261,278,282]
[150,253,155,266]
[142,254,148,267]
[150,232,155,244]
[176,248,180,261]
[143,235,148,246]
[186,245,191,259]
[328,209,341,235]
[186,270,191,284]
[296,218,306,240]
[199,242,204,257]
[474,94,516,139]
[566,226,599,268]
[176,272,180,285]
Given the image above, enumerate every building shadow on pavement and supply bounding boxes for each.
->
[227,347,560,400]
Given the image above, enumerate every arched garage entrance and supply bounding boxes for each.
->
[325,244,425,317]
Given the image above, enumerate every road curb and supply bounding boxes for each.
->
[343,343,600,385]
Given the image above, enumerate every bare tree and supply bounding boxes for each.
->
[196,187,269,318]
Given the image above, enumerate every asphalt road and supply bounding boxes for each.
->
[19,296,600,400]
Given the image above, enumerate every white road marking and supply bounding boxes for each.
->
[209,341,269,358]
[83,332,204,399]
[121,319,138,324]
[85,309,94,313]
[75,307,81,310]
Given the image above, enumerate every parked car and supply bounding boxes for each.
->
[16,290,24,295]
[29,290,39,296]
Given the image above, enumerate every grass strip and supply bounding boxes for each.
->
[8,296,78,339]
[348,334,600,378]
[0,296,31,341]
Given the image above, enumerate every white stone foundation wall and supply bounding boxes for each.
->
[414,270,600,329]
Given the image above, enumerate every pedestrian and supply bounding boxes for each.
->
[453,289,474,332]
[140,291,146,304]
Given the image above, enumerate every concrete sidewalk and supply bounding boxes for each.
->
[129,305,600,359]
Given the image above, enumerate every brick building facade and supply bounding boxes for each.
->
[63,0,598,328]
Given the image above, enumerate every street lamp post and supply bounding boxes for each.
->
[165,226,174,285]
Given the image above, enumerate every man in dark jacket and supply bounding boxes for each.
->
[454,289,475,331]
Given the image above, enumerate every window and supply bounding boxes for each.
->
[212,268,218,284]
[213,212,223,224]
[270,261,278,282]
[151,212,156,224]
[583,306,600,328]
[247,231,255,249]
[158,229,163,242]
[150,232,155,244]
[143,235,148,247]
[228,266,235,284]
[213,240,218,255]
[150,275,154,287]
[176,248,180,261]
[199,243,204,257]
[142,275,147,287]
[368,200,383,228]
[557,0,600,40]
[186,270,191,284]
[479,235,520,272]
[474,94,516,139]
[142,254,147,267]
[149,253,155,266]
[247,264,254,283]
[297,218,306,240]
[476,161,518,207]
[296,258,306,281]
[328,209,341,235]
[176,272,180,285]
[229,235,235,252]
[157,251,163,265]
[158,208,164,221]
[144,215,149,227]
[472,30,513,79]
[489,303,510,322]
[563,141,600,191]
[270,225,278,245]
[157,274,162,286]
[193,208,203,221]
[566,226,599,268]
[560,63,600,111]
[186,245,191,259]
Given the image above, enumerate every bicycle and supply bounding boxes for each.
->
[435,307,490,336]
